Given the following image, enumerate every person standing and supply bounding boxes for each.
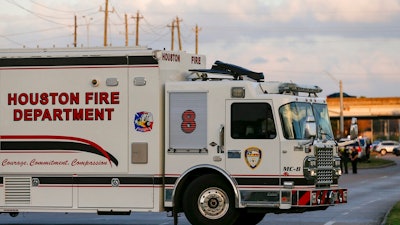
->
[339,146,349,174]
[350,147,358,174]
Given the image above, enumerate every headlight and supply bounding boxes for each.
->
[303,156,317,180]
[310,168,317,177]
[333,156,342,177]
[305,156,316,167]
[334,157,341,167]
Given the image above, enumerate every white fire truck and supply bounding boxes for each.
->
[0,47,355,225]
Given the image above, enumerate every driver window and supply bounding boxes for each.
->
[231,103,276,139]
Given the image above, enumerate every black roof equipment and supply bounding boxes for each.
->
[189,60,264,82]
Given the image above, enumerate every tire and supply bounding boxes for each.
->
[381,149,387,156]
[234,210,266,225]
[182,174,239,225]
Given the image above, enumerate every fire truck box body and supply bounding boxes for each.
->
[0,47,346,225]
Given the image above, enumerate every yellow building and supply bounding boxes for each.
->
[326,97,400,141]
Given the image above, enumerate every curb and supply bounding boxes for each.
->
[381,206,391,225]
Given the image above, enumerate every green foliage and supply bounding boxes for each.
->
[358,153,395,169]
[386,202,400,225]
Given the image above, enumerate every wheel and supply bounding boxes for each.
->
[234,210,266,225]
[9,212,18,217]
[182,174,239,225]
[381,149,387,156]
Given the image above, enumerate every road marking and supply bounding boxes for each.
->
[365,199,378,205]
[324,221,336,225]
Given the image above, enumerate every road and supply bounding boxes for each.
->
[0,154,398,225]
[261,154,400,225]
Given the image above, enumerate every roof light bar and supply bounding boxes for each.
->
[279,83,322,96]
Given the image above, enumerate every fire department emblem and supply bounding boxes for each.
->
[134,111,154,132]
[244,147,262,169]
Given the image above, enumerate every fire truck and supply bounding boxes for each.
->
[0,47,355,225]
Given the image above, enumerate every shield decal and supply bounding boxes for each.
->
[244,147,262,169]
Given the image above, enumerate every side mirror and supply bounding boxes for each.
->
[304,116,316,139]
[218,125,225,153]
[349,117,358,139]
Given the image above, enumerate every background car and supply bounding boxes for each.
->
[374,140,400,155]
[358,137,370,161]
[370,140,381,152]
[393,146,400,156]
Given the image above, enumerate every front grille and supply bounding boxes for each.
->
[316,148,333,184]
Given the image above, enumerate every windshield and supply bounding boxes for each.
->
[312,103,334,140]
[279,102,334,140]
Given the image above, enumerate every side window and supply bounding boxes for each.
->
[231,103,276,139]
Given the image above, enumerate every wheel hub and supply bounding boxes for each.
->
[198,187,229,219]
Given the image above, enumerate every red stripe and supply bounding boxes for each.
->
[320,190,327,203]
[297,191,311,205]
[231,174,303,177]
[0,135,112,165]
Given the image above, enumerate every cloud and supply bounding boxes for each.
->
[250,56,268,65]
[310,0,400,23]
[256,0,400,23]
[277,57,290,63]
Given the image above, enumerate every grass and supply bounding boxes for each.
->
[386,202,400,225]
[358,154,396,169]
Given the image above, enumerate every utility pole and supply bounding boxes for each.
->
[167,20,175,50]
[103,0,109,46]
[132,11,143,46]
[100,0,114,46]
[193,24,201,54]
[82,16,93,47]
[339,80,344,137]
[124,14,128,46]
[175,16,182,51]
[326,71,344,138]
[73,15,77,47]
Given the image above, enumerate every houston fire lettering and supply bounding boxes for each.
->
[8,92,119,121]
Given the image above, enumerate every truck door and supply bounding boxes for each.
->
[225,100,280,181]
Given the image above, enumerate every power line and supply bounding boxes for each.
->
[29,0,97,14]
[0,34,24,46]
[2,26,71,37]
[5,0,71,25]
[3,1,398,52]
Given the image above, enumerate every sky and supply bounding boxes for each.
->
[0,0,399,98]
